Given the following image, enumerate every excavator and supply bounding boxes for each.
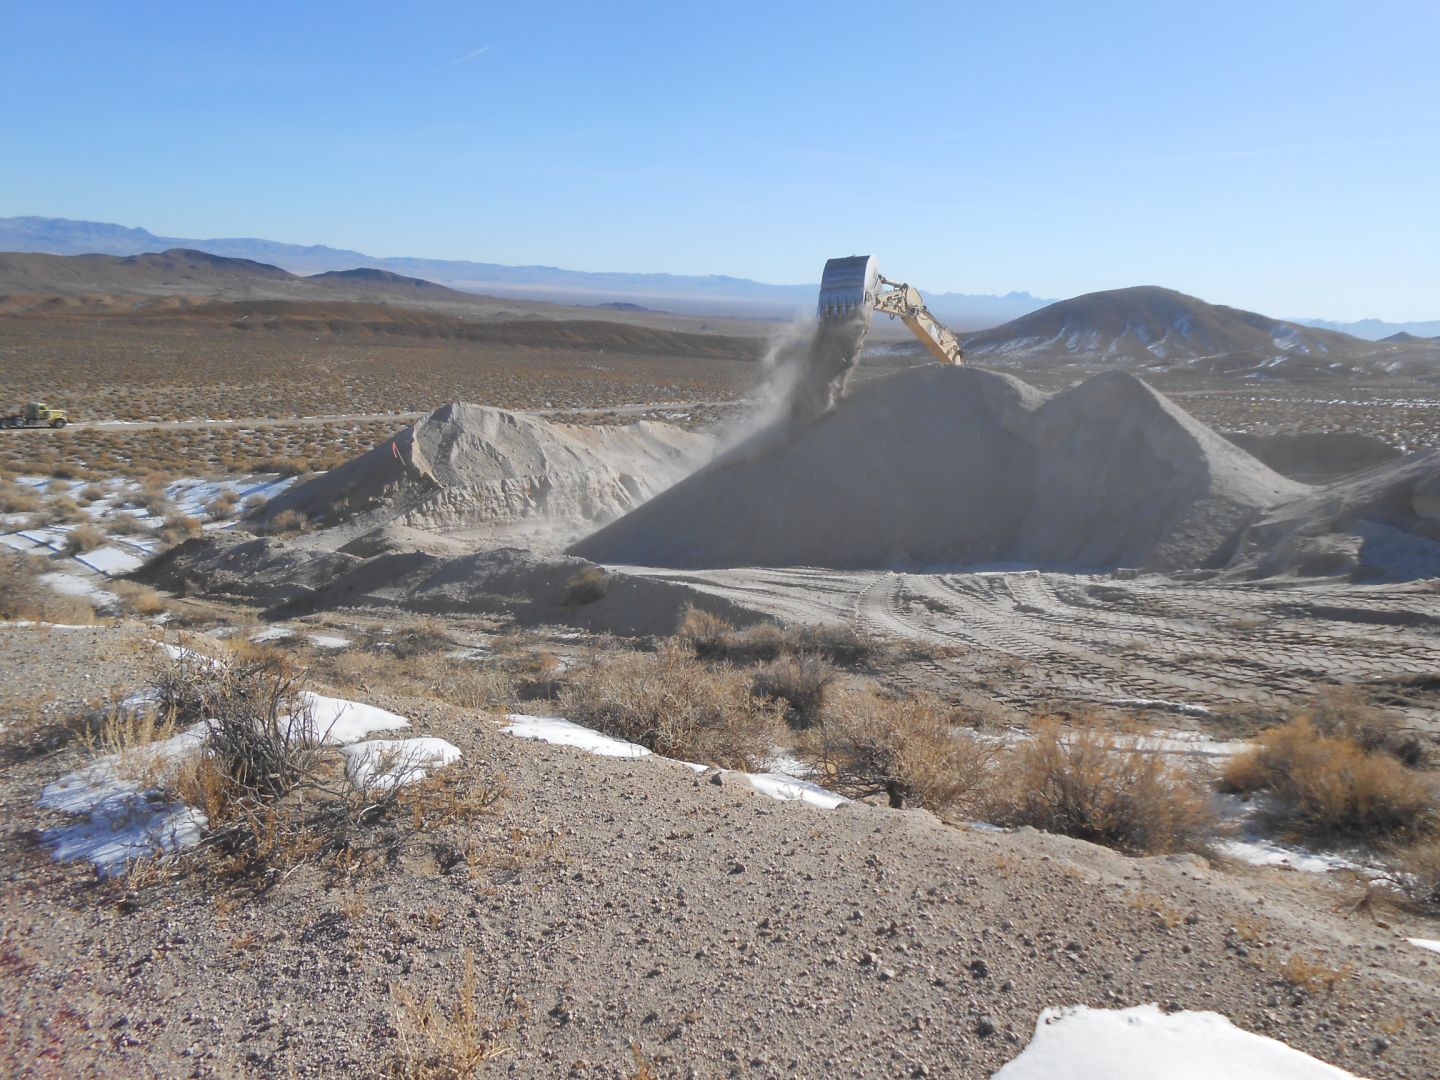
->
[791,255,963,420]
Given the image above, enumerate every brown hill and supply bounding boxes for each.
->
[0,248,478,306]
[961,286,1440,378]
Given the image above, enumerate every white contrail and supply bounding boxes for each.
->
[436,45,490,73]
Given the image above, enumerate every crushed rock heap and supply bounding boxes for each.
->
[259,403,709,538]
[569,366,1308,572]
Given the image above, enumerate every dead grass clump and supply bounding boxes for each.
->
[563,564,609,606]
[39,493,84,524]
[0,551,95,624]
[677,605,887,667]
[64,524,107,554]
[990,719,1216,855]
[106,512,150,536]
[108,579,168,617]
[1222,718,1438,844]
[557,642,782,769]
[160,513,203,545]
[1279,955,1354,998]
[0,480,42,514]
[808,688,993,814]
[389,615,451,659]
[389,950,511,1077]
[266,508,312,537]
[1390,838,1440,911]
[752,654,835,730]
[206,490,239,519]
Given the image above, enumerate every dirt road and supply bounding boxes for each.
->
[624,566,1440,724]
[1,399,740,435]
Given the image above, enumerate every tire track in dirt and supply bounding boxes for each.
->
[627,566,1440,721]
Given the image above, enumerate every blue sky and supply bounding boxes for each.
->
[2,1,1437,320]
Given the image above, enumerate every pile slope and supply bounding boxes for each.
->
[260,402,710,538]
[570,366,1306,572]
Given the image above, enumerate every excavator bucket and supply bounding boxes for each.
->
[816,255,879,323]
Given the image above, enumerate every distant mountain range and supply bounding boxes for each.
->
[1291,316,1440,341]
[0,216,1052,328]
[961,286,1440,379]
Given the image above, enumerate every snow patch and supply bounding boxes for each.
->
[1406,937,1440,956]
[39,724,210,876]
[739,771,849,810]
[992,1004,1359,1079]
[73,546,145,576]
[302,692,411,744]
[501,714,651,758]
[340,737,461,791]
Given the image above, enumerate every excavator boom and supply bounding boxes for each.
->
[873,275,965,366]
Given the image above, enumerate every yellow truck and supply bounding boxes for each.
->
[1,402,68,429]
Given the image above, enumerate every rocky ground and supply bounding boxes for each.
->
[2,621,1439,1078]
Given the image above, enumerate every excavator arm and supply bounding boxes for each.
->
[872,275,965,365]
[815,255,964,366]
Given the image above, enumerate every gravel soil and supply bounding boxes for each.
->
[2,623,1439,1078]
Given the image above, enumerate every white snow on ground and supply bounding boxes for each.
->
[1216,838,1368,875]
[156,641,225,668]
[302,692,411,744]
[1106,697,1214,718]
[498,714,850,809]
[73,546,145,576]
[501,714,652,758]
[1211,792,1376,875]
[39,724,210,876]
[340,737,462,791]
[739,772,849,810]
[991,1004,1359,1079]
[307,633,353,650]
[40,572,117,605]
[1406,938,1440,955]
[250,625,296,642]
[1113,730,1251,759]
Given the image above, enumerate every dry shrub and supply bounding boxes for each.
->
[808,688,993,814]
[0,551,95,624]
[1296,685,1428,768]
[108,579,168,617]
[563,564,609,606]
[991,719,1216,855]
[557,642,782,769]
[408,654,517,711]
[389,615,451,659]
[266,508,312,537]
[390,950,510,1077]
[1222,717,1437,844]
[0,480,42,514]
[160,513,203,545]
[106,512,150,536]
[1391,838,1440,911]
[39,493,84,524]
[77,482,108,505]
[752,653,835,730]
[206,490,239,519]
[677,605,887,667]
[64,524,107,554]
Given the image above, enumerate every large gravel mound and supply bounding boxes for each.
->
[569,366,1307,572]
[260,403,709,536]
